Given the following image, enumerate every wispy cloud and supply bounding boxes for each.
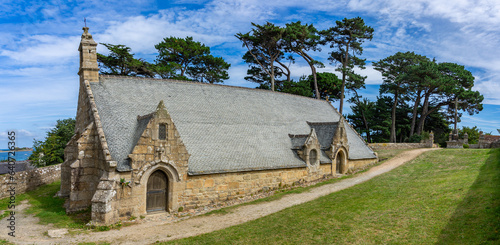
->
[0,35,79,65]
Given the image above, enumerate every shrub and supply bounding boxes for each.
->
[407,134,423,143]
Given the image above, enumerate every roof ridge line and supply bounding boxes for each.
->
[307,121,338,125]
[98,74,329,103]
[84,79,115,167]
[289,134,309,138]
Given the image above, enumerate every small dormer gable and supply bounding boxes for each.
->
[332,116,348,147]
[127,100,189,173]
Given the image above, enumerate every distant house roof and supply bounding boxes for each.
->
[0,161,34,175]
[89,76,376,175]
[483,135,500,143]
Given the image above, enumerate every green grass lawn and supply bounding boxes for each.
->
[0,181,91,229]
[163,149,500,244]
[375,148,413,163]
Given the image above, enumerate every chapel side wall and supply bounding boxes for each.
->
[176,157,377,210]
[178,164,332,210]
[116,157,376,220]
[346,158,378,173]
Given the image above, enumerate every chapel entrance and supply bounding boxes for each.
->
[336,151,344,174]
[146,170,168,212]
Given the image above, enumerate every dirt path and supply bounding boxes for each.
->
[1,148,437,245]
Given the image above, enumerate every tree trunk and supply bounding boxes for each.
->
[270,62,275,91]
[339,67,346,114]
[276,60,291,82]
[339,45,350,114]
[409,90,422,137]
[301,53,320,99]
[311,64,319,99]
[416,92,430,135]
[360,106,371,143]
[390,92,398,143]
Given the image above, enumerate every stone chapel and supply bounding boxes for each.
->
[60,27,378,224]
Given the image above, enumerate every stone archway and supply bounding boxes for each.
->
[146,170,168,212]
[335,150,347,174]
[139,162,181,214]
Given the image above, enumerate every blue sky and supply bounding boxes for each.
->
[1,0,499,147]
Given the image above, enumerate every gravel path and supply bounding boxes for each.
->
[0,148,437,245]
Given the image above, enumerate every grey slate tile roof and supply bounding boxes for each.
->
[289,134,308,149]
[0,161,34,175]
[307,122,338,149]
[89,76,377,175]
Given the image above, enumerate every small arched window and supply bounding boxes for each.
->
[159,124,167,140]
[309,149,318,165]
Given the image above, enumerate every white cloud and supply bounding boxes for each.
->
[95,1,280,54]
[0,35,79,65]
[17,129,35,137]
[474,79,500,105]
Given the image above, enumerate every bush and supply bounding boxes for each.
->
[421,131,430,140]
[29,118,75,167]
[463,144,470,148]
[407,134,423,143]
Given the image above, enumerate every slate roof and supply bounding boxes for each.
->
[307,122,338,150]
[0,161,34,175]
[89,76,377,175]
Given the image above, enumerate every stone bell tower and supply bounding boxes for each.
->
[78,27,99,83]
[75,27,99,133]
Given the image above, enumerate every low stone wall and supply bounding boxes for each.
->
[0,163,61,199]
[368,142,435,151]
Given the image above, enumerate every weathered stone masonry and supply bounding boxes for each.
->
[61,27,378,225]
[0,164,61,199]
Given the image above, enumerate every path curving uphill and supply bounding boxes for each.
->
[1,148,438,245]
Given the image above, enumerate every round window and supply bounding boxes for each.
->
[309,149,318,165]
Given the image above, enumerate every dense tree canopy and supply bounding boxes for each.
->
[242,49,292,89]
[155,36,230,83]
[373,51,428,142]
[97,43,155,77]
[29,118,75,167]
[98,37,230,83]
[278,72,342,100]
[236,22,286,91]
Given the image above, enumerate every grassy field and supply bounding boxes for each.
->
[375,148,413,162]
[0,181,91,229]
[163,149,500,244]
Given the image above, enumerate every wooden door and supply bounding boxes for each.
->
[147,170,168,212]
[336,152,343,174]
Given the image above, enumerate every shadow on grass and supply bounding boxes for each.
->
[437,149,500,244]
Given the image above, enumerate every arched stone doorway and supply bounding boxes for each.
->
[146,170,168,212]
[336,150,345,174]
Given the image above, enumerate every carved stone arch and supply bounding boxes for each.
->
[136,160,181,184]
[333,146,348,174]
[306,148,319,166]
[139,163,179,213]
